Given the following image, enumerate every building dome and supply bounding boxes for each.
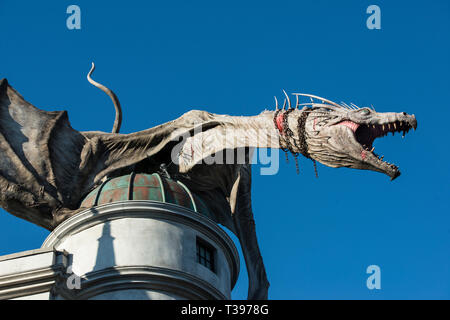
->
[80,173,213,219]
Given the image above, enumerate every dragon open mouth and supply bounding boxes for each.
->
[337,118,417,180]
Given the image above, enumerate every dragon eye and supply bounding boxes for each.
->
[359,108,370,116]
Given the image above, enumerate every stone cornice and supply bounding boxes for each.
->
[55,265,227,300]
[0,251,67,300]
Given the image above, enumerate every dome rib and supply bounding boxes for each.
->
[153,173,166,203]
[128,172,136,200]
[176,180,197,212]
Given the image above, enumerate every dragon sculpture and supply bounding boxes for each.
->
[0,65,417,299]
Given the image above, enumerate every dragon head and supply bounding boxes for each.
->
[275,93,417,180]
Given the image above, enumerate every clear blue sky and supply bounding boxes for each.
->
[0,0,448,299]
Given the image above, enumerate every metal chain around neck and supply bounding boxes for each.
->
[274,108,310,158]
[273,108,318,177]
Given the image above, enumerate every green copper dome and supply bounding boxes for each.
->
[80,173,213,219]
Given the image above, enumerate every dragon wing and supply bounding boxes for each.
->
[0,79,87,229]
[0,79,244,229]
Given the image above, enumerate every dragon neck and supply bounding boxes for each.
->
[177,110,283,172]
[223,111,281,150]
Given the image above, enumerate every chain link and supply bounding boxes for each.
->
[273,108,318,177]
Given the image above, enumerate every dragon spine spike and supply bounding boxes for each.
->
[283,90,291,109]
[294,93,300,109]
[350,103,360,110]
[282,99,286,110]
[292,93,343,110]
[274,96,279,110]
[340,102,353,110]
[87,62,122,133]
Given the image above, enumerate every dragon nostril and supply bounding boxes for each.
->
[402,112,407,116]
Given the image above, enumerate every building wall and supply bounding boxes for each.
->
[0,201,239,300]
